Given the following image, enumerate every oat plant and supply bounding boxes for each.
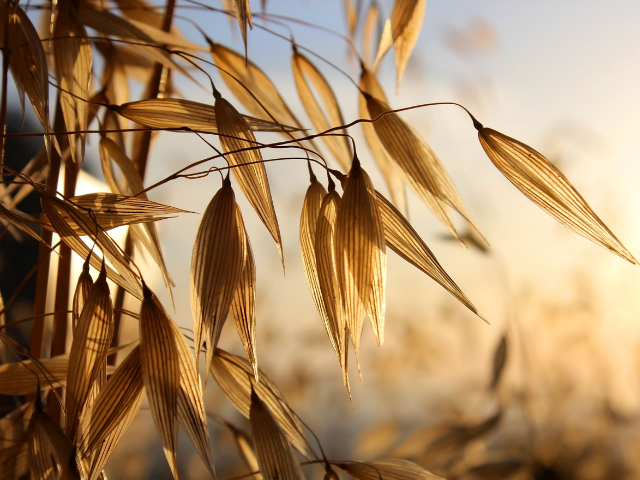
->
[0,0,635,479]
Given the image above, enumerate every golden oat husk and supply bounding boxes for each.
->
[373,0,427,91]
[214,94,284,267]
[335,157,386,356]
[65,263,114,440]
[190,176,244,369]
[478,126,636,264]
[116,98,300,134]
[292,51,352,171]
[342,459,445,480]
[210,349,316,459]
[230,204,258,378]
[72,256,94,331]
[139,285,180,478]
[376,190,483,320]
[366,93,482,239]
[249,389,305,480]
[359,66,407,213]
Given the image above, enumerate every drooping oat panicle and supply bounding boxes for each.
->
[72,256,94,331]
[139,285,180,478]
[191,176,245,369]
[335,157,387,357]
[359,66,406,213]
[316,184,351,395]
[376,191,483,320]
[210,42,302,131]
[40,192,143,299]
[249,389,305,480]
[66,263,114,439]
[215,94,284,267]
[8,7,54,162]
[292,51,352,171]
[0,356,71,395]
[233,0,253,57]
[115,98,299,134]
[373,0,427,91]
[230,205,258,378]
[53,0,92,164]
[477,127,637,264]
[366,93,482,239]
[80,346,143,456]
[342,459,445,480]
[99,137,176,300]
[210,349,317,459]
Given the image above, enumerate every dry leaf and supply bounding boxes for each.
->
[376,191,483,319]
[341,459,444,480]
[215,94,284,266]
[191,176,245,369]
[210,349,317,459]
[478,127,636,264]
[292,51,352,171]
[53,0,92,164]
[359,67,406,213]
[116,98,300,133]
[139,285,180,478]
[250,389,305,480]
[230,204,258,378]
[65,263,114,440]
[335,157,386,358]
[373,0,427,91]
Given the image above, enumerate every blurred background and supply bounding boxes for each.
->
[4,0,640,478]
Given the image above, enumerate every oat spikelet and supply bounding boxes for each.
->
[335,157,386,361]
[342,459,445,480]
[359,66,407,213]
[230,204,258,379]
[139,285,180,478]
[210,349,317,459]
[250,389,305,480]
[478,126,636,264]
[72,256,93,331]
[191,176,244,369]
[373,0,427,91]
[292,51,352,171]
[65,262,114,440]
[214,93,284,267]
